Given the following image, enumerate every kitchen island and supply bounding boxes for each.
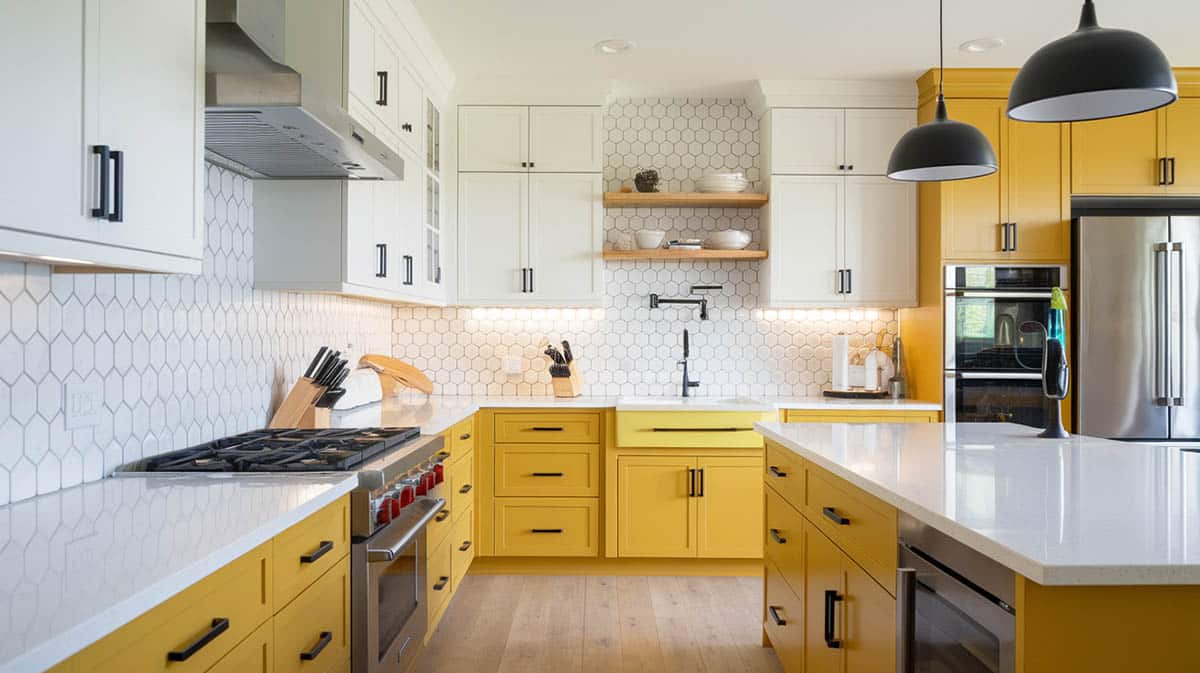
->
[757,421,1200,673]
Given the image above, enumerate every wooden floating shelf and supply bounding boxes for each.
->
[602,191,769,208]
[602,249,768,261]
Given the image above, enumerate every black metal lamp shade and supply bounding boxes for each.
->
[887,96,998,182]
[1008,1,1177,122]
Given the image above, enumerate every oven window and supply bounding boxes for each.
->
[915,580,1001,673]
[953,297,1047,371]
[954,377,1047,428]
[377,538,419,659]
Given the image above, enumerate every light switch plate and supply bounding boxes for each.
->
[502,355,523,375]
[65,381,103,430]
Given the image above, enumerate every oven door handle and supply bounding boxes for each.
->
[896,568,916,673]
[949,290,1054,299]
[367,497,446,563]
[957,371,1043,380]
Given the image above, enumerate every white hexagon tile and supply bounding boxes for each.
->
[394,98,898,398]
[0,164,393,505]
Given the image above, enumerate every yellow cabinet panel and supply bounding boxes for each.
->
[209,619,273,673]
[766,440,806,508]
[843,556,895,673]
[765,487,806,597]
[616,455,697,557]
[450,416,476,457]
[764,559,805,673]
[806,464,898,594]
[940,99,1007,260]
[494,497,600,556]
[615,411,767,448]
[696,456,763,559]
[1165,99,1200,193]
[448,450,474,520]
[426,535,454,621]
[451,506,475,591]
[494,443,600,497]
[426,500,454,553]
[273,495,350,609]
[494,411,601,444]
[1006,120,1069,262]
[274,558,350,673]
[1072,110,1163,195]
[804,520,845,673]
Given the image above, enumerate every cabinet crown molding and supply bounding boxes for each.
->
[917,67,1200,106]
[750,79,916,116]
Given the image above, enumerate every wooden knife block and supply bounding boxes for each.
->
[269,377,326,429]
[297,406,332,430]
[551,363,584,398]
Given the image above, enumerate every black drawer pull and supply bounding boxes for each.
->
[697,467,705,497]
[300,631,332,661]
[688,468,696,497]
[651,427,753,432]
[167,617,229,661]
[459,540,472,552]
[459,484,472,494]
[91,145,110,218]
[531,426,564,431]
[435,509,450,522]
[376,71,388,106]
[824,590,843,648]
[109,150,124,223]
[433,576,449,591]
[531,528,564,534]
[460,433,471,440]
[822,507,850,526]
[300,540,333,564]
[436,450,451,460]
[768,465,787,478]
[531,472,564,477]
[769,528,787,544]
[768,605,787,626]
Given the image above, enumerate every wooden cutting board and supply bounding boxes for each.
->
[359,354,435,396]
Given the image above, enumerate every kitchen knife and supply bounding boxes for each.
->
[561,340,573,363]
[325,367,350,391]
[313,351,342,386]
[544,346,564,365]
[317,388,346,408]
[320,359,348,387]
[303,346,328,379]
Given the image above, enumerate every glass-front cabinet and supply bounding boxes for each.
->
[422,97,444,298]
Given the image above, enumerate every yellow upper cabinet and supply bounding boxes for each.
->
[938,99,1008,261]
[1165,99,1200,193]
[1073,98,1200,196]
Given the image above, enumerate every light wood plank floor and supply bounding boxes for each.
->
[415,575,784,673]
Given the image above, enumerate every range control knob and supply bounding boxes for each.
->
[433,463,445,485]
[389,496,402,517]
[376,499,395,525]
[398,484,415,508]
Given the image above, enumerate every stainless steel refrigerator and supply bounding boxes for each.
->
[1077,215,1200,440]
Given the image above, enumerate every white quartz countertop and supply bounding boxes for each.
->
[757,421,1200,586]
[0,473,359,673]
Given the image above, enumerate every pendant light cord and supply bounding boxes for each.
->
[938,0,944,96]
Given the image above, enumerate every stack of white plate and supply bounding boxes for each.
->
[696,172,749,193]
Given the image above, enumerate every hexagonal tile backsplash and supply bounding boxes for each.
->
[395,98,898,398]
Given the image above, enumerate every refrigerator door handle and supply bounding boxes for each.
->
[1173,241,1186,406]
[1154,243,1170,406]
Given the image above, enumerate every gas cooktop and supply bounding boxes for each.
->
[124,427,422,473]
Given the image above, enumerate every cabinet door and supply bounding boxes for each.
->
[459,106,529,171]
[392,64,425,155]
[344,182,380,288]
[527,173,603,304]
[346,0,379,123]
[616,456,697,558]
[372,32,402,140]
[394,157,424,293]
[805,522,845,673]
[941,99,1007,260]
[844,109,915,176]
[764,176,844,306]
[528,107,603,172]
[457,172,527,302]
[372,179,404,292]
[1165,99,1200,194]
[696,457,763,559]
[1007,120,1069,262]
[770,108,845,174]
[843,177,916,306]
[1071,110,1164,195]
[843,557,895,673]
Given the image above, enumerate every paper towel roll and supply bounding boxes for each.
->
[832,334,850,391]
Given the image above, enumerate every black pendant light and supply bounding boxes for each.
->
[1008,1,1176,122]
[887,0,997,182]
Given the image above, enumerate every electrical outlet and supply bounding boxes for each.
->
[64,381,103,430]
[502,355,523,375]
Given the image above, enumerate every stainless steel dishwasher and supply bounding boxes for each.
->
[896,513,1016,673]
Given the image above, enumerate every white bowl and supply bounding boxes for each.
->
[635,230,666,249]
[702,230,752,250]
[696,177,749,193]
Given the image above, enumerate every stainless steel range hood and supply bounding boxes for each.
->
[204,0,403,180]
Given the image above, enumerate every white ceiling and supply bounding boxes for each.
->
[411,0,1200,97]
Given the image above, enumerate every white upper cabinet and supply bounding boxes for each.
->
[343,0,427,155]
[842,177,917,305]
[843,109,916,176]
[0,0,203,273]
[526,174,604,302]
[769,107,915,176]
[459,106,602,172]
[763,176,844,305]
[458,172,528,302]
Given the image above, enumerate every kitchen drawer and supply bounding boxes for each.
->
[494,443,600,497]
[427,535,454,621]
[764,559,804,673]
[451,416,476,457]
[448,450,474,518]
[806,463,898,593]
[494,497,599,557]
[275,556,350,673]
[765,487,805,598]
[274,495,350,609]
[72,542,272,673]
[426,500,454,552]
[494,412,602,444]
[616,411,768,448]
[765,440,805,508]
[208,618,272,673]
[450,506,475,592]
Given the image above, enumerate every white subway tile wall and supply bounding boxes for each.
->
[0,165,393,505]
[393,98,898,397]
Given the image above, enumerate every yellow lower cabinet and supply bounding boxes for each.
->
[494,411,602,444]
[765,440,806,508]
[209,619,273,673]
[494,443,600,497]
[451,506,475,591]
[448,451,474,517]
[426,501,454,553]
[274,558,350,673]
[427,534,454,626]
[765,487,805,595]
[274,495,350,609]
[764,560,805,673]
[696,456,763,558]
[616,455,697,557]
[616,411,766,448]
[494,497,600,556]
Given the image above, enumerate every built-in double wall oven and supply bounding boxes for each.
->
[944,265,1067,427]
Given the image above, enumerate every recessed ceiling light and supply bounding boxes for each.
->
[959,37,1005,53]
[594,39,635,55]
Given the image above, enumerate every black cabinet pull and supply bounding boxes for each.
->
[697,467,705,497]
[847,164,854,171]
[166,617,229,661]
[520,267,528,293]
[1009,222,1018,251]
[402,122,413,132]
[1000,223,1009,251]
[531,528,564,534]
[376,243,387,278]
[108,150,124,223]
[1159,157,1168,185]
[402,254,413,285]
[768,605,787,626]
[838,164,846,171]
[459,484,472,494]
[688,468,696,497]
[531,472,564,477]
[824,590,843,648]
[768,465,787,478]
[769,528,787,544]
[528,267,534,292]
[300,631,332,661]
[459,540,472,552]
[531,426,563,431]
[1169,157,1177,185]
[521,161,528,168]
[435,509,450,522]
[433,576,449,591]
[844,268,852,294]
[376,71,388,106]
[822,506,850,525]
[91,145,110,218]
[459,433,471,440]
[836,269,845,294]
[529,161,535,168]
[300,540,333,564]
